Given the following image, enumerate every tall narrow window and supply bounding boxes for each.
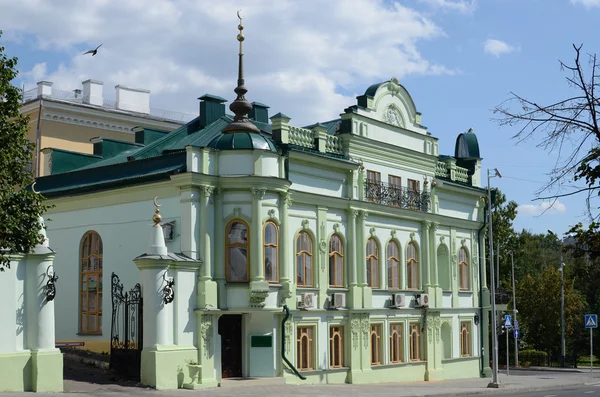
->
[390,323,403,363]
[80,231,103,334]
[366,238,379,288]
[388,175,402,206]
[410,323,421,361]
[329,326,344,368]
[370,324,382,365]
[296,232,313,287]
[366,170,381,203]
[297,326,314,370]
[460,321,471,357]
[264,221,278,283]
[408,179,420,210]
[226,220,250,282]
[387,241,400,289]
[406,243,419,289]
[459,247,469,290]
[329,234,344,287]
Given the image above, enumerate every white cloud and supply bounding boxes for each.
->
[0,0,456,125]
[517,200,567,216]
[419,0,477,14]
[483,39,517,57]
[571,0,600,7]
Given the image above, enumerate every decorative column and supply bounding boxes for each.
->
[180,186,201,259]
[431,222,442,308]
[279,192,293,307]
[421,221,431,290]
[346,209,360,308]
[197,185,218,310]
[249,187,269,307]
[358,210,371,308]
[26,216,63,392]
[213,188,226,308]
[424,310,444,381]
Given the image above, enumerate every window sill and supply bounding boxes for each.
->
[458,290,474,294]
[372,361,425,368]
[77,332,103,336]
[327,288,349,292]
[442,356,479,363]
[297,287,320,291]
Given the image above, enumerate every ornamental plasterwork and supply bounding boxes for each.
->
[43,111,134,133]
[301,219,309,230]
[383,105,404,128]
[369,227,376,237]
[388,77,401,96]
[410,232,416,242]
[268,209,276,219]
[200,314,213,358]
[351,315,360,349]
[425,311,442,344]
[319,221,327,257]
[281,192,292,207]
[278,282,292,307]
[233,207,241,218]
[251,187,266,200]
[333,223,341,234]
[391,230,397,240]
[361,313,370,348]
[284,318,293,353]
[249,288,269,308]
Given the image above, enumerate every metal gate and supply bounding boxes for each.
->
[110,272,143,381]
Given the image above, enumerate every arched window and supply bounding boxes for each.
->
[297,326,314,370]
[390,323,403,363]
[226,220,250,282]
[387,241,400,289]
[329,234,344,287]
[459,247,469,290]
[460,321,471,356]
[296,232,313,287]
[264,221,278,283]
[366,238,379,288]
[406,243,419,290]
[80,231,103,334]
[409,323,420,361]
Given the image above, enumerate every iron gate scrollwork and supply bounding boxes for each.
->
[110,272,143,381]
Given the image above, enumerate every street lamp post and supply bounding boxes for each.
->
[548,229,566,368]
[510,251,518,367]
[487,168,502,388]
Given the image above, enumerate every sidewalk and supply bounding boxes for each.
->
[2,369,598,397]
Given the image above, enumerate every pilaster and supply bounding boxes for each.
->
[450,228,459,308]
[421,220,431,289]
[431,222,443,308]
[358,210,372,308]
[347,209,361,308]
[279,192,294,308]
[317,207,328,309]
[424,310,444,381]
[346,312,372,383]
[250,187,269,307]
[180,186,200,259]
[213,188,227,308]
[198,185,218,310]
[186,312,219,389]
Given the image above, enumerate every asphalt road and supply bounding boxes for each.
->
[500,385,600,396]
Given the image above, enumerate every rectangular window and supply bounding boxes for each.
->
[460,321,471,357]
[367,170,381,183]
[366,170,381,203]
[409,323,421,361]
[370,324,382,365]
[329,325,344,368]
[389,323,403,363]
[388,175,401,187]
[296,326,315,370]
[408,179,420,209]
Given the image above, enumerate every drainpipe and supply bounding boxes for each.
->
[281,305,306,380]
[34,98,43,177]
[478,204,488,377]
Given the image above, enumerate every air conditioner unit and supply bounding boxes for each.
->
[299,293,314,309]
[391,293,405,308]
[331,293,346,309]
[416,293,429,308]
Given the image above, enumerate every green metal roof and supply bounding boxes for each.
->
[34,151,186,198]
[207,131,278,152]
[455,131,481,159]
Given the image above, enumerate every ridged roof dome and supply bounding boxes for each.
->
[207,132,278,153]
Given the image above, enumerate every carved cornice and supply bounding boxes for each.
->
[251,187,267,200]
[43,110,134,134]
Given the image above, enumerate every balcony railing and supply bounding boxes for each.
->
[365,180,430,212]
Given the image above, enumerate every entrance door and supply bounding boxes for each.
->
[218,314,243,378]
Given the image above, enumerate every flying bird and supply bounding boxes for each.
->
[83,43,103,56]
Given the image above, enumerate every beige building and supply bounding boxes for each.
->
[20,79,197,177]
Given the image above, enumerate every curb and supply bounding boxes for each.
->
[64,353,110,370]
[508,366,584,373]
[419,382,597,397]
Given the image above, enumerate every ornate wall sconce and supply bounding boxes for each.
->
[46,266,58,302]
[163,274,175,305]
[474,313,480,326]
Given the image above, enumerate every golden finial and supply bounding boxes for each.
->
[237,10,245,52]
[152,196,162,225]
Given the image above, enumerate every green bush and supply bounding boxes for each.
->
[520,350,548,359]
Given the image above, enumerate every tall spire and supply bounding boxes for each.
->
[222,9,260,134]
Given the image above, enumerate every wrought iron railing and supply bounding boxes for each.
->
[365,180,430,212]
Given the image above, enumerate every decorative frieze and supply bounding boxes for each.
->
[284,318,293,353]
[360,313,370,348]
[249,288,269,308]
[425,310,442,343]
[200,314,213,358]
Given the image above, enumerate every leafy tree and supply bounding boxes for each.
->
[0,30,51,271]
[486,188,518,288]
[516,266,585,356]
[493,44,600,259]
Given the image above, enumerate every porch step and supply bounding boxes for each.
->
[219,377,285,388]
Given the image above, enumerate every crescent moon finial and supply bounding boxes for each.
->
[152,197,162,225]
[31,181,39,194]
[237,9,243,22]
[153,196,161,208]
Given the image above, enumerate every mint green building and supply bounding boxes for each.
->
[25,21,493,391]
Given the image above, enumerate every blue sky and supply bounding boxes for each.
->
[1,0,599,237]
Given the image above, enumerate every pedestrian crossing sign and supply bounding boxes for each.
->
[585,314,598,329]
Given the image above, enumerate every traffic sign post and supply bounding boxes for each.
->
[504,314,512,376]
[513,329,520,339]
[585,314,598,378]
